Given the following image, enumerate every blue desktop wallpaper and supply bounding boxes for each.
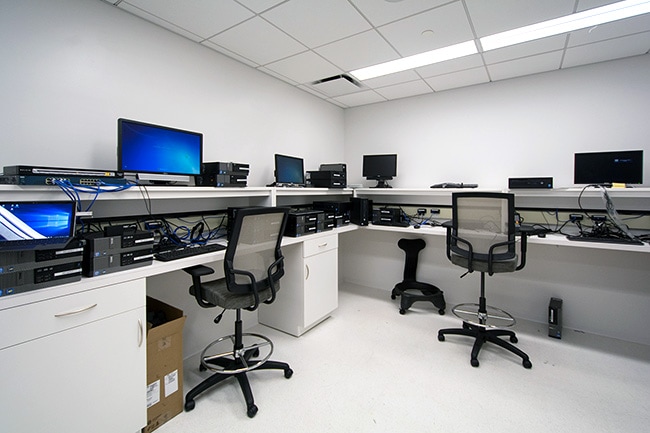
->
[120,121,202,175]
[276,155,304,184]
[0,202,74,240]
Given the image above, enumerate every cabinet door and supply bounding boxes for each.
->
[0,306,146,433]
[304,248,338,327]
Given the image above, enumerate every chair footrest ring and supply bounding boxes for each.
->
[451,303,516,329]
[200,332,274,374]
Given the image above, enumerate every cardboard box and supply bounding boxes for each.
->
[143,297,186,433]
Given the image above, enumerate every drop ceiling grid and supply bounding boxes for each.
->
[105,0,650,107]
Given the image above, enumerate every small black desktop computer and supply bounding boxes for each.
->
[350,197,372,226]
[548,297,563,339]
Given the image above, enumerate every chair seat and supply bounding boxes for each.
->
[190,278,279,310]
[451,254,517,273]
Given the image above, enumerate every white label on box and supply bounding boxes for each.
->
[146,380,161,408]
[164,370,179,398]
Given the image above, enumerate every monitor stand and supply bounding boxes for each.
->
[372,180,392,188]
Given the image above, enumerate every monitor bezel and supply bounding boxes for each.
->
[117,118,203,179]
[362,154,397,181]
[574,150,643,185]
[274,154,305,186]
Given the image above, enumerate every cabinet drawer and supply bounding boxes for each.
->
[0,279,145,350]
[303,235,338,258]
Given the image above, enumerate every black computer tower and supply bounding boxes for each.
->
[350,197,372,226]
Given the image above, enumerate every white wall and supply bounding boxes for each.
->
[0,0,344,186]
[344,55,650,189]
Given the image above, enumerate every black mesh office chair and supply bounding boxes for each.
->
[183,207,293,418]
[437,192,532,369]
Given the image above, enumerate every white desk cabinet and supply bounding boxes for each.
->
[0,279,147,433]
[260,233,338,336]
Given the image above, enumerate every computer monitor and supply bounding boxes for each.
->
[574,150,643,185]
[274,154,305,186]
[363,154,397,188]
[0,201,76,251]
[117,118,203,184]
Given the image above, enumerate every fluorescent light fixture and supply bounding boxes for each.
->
[350,40,478,81]
[480,0,650,51]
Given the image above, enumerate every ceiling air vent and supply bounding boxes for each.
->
[310,74,362,97]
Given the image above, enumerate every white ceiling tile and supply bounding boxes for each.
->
[112,0,650,106]
[465,0,575,37]
[315,30,400,71]
[264,51,342,84]
[201,40,260,67]
[562,32,650,69]
[117,3,203,41]
[236,0,286,14]
[333,90,386,107]
[297,84,330,99]
[258,66,300,85]
[350,0,451,26]
[374,79,433,100]
[361,70,422,88]
[482,35,567,64]
[416,53,484,78]
[576,0,623,13]
[487,51,564,81]
[262,0,371,48]
[207,17,306,66]
[425,67,490,91]
[567,14,650,47]
[378,2,475,56]
[122,0,253,39]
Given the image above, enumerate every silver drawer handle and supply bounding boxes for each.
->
[54,303,98,317]
[138,319,144,347]
[318,242,328,248]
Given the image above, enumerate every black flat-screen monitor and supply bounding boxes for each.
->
[574,150,643,185]
[274,154,305,186]
[118,118,203,184]
[363,154,397,188]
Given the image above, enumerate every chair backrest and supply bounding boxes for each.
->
[450,192,516,264]
[224,207,289,295]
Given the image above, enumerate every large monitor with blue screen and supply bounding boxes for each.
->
[118,118,203,184]
[274,154,305,186]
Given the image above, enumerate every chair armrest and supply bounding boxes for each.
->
[183,265,217,308]
[183,264,215,278]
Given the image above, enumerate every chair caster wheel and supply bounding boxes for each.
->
[284,368,294,379]
[199,364,207,372]
[391,294,396,300]
[471,358,479,367]
[399,308,407,315]
[523,359,532,369]
[247,404,258,418]
[510,335,518,343]
[437,334,445,342]
[438,309,445,315]
[185,399,196,411]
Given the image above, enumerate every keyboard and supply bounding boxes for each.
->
[154,243,227,261]
[566,235,644,246]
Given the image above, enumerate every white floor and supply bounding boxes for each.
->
[156,283,650,433]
